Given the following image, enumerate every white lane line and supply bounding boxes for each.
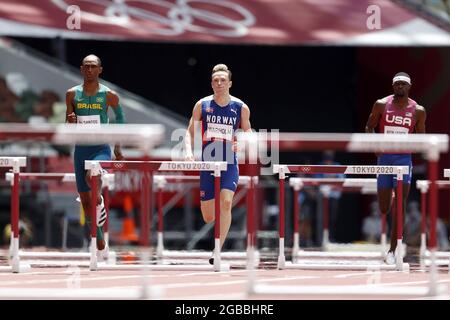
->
[377,278,450,287]
[162,275,319,289]
[0,274,148,286]
[333,270,408,278]
[172,292,248,300]
[176,269,266,277]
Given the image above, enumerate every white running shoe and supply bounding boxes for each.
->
[385,251,395,265]
[97,245,109,261]
[96,195,107,227]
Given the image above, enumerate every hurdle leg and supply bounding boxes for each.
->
[292,185,300,263]
[246,176,255,269]
[277,168,286,269]
[322,192,330,248]
[89,165,99,271]
[420,189,427,270]
[156,183,164,258]
[395,173,404,271]
[11,167,20,273]
[213,166,222,271]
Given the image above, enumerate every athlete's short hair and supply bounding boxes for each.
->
[82,54,102,67]
[212,64,232,80]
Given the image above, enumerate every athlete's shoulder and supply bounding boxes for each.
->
[230,95,245,105]
[376,95,392,105]
[199,95,214,103]
[99,83,111,92]
[415,104,426,113]
[66,84,81,94]
[102,84,117,97]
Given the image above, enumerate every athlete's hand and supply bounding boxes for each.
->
[114,145,124,161]
[66,112,77,123]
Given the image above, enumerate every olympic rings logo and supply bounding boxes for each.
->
[52,0,256,37]
[113,162,125,169]
[301,167,311,173]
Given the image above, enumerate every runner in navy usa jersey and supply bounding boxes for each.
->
[185,64,252,262]
[365,72,426,264]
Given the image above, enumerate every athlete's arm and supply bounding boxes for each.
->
[241,104,252,132]
[107,90,125,160]
[65,88,76,123]
[185,101,202,161]
[365,100,385,133]
[415,105,426,133]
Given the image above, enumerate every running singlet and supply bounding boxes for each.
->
[73,83,109,128]
[376,95,417,187]
[199,95,243,201]
[201,95,242,164]
[72,83,111,192]
[378,95,417,135]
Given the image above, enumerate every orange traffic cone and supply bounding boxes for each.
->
[118,195,139,243]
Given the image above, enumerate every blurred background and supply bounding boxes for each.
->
[0,0,449,252]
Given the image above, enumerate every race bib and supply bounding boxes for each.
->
[206,123,233,141]
[384,126,408,134]
[77,115,100,127]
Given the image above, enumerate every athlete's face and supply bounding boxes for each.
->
[392,81,410,98]
[211,72,231,95]
[81,58,102,82]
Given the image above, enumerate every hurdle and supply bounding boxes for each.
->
[153,174,260,268]
[416,179,450,267]
[0,123,164,273]
[85,160,230,272]
[0,123,165,153]
[0,157,31,273]
[5,172,117,267]
[275,165,409,271]
[241,132,448,298]
[443,169,450,272]
[289,177,393,262]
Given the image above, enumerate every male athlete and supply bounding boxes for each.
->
[185,64,252,264]
[365,72,426,264]
[66,54,125,254]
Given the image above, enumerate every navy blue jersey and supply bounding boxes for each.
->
[200,95,243,165]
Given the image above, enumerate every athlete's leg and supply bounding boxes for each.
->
[79,174,105,249]
[200,189,235,249]
[377,188,397,251]
[74,145,110,250]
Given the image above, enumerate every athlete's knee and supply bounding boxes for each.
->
[221,198,233,213]
[379,204,390,214]
[200,202,215,223]
[203,214,215,224]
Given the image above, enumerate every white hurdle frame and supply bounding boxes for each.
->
[153,174,260,267]
[274,165,409,272]
[443,169,450,272]
[0,157,30,273]
[5,172,117,267]
[416,179,450,269]
[289,177,390,261]
[85,160,229,272]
